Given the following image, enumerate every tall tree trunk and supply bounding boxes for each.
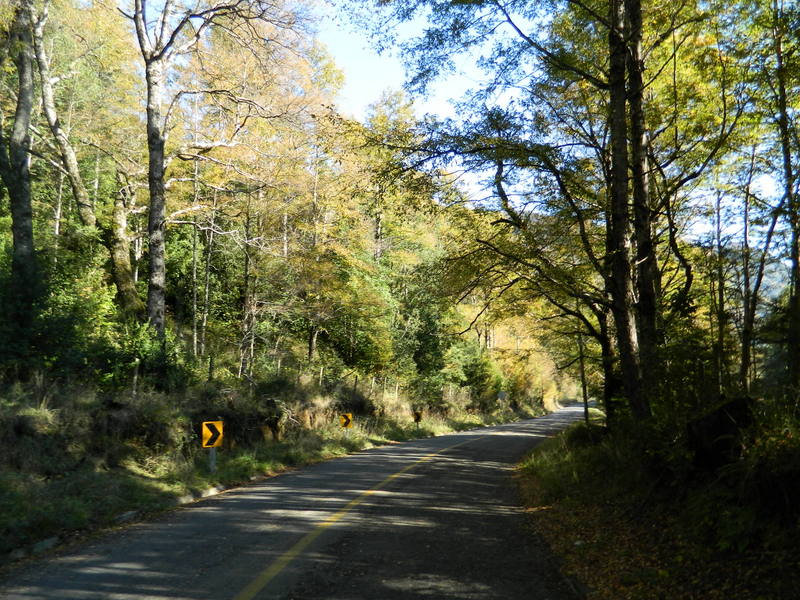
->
[0,0,39,355]
[308,325,319,361]
[199,194,217,357]
[144,60,168,336]
[190,83,201,357]
[239,205,254,378]
[311,151,320,248]
[282,210,289,258]
[578,328,590,425]
[607,0,649,420]
[53,170,64,264]
[374,211,383,260]
[741,179,752,394]
[773,13,800,395]
[740,148,781,393]
[714,192,727,394]
[133,211,142,284]
[598,309,623,424]
[192,222,198,357]
[625,0,659,406]
[740,241,764,396]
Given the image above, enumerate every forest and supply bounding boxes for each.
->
[2,0,800,592]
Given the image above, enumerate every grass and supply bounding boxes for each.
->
[517,411,800,599]
[1,404,539,560]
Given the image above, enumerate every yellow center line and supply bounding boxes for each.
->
[233,436,483,600]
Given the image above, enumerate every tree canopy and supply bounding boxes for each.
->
[1,0,799,436]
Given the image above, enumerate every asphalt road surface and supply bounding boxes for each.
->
[1,405,585,600]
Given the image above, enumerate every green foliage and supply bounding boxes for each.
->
[461,344,504,410]
[0,253,122,382]
[319,265,395,371]
[656,314,719,419]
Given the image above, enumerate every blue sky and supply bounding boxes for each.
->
[316,17,405,118]
[315,8,472,120]
[315,8,490,201]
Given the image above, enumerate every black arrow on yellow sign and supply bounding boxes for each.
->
[202,421,223,448]
[339,413,353,428]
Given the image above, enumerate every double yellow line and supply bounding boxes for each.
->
[234,436,481,600]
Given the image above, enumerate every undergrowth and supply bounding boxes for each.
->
[519,411,800,599]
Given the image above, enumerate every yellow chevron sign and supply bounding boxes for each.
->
[202,421,223,448]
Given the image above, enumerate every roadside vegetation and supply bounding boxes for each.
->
[520,411,800,599]
[1,380,550,561]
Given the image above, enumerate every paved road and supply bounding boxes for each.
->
[1,405,584,600]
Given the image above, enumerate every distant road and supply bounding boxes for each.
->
[1,405,584,600]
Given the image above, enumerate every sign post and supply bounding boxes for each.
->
[202,421,223,473]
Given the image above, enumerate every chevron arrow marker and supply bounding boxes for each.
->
[202,421,223,448]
